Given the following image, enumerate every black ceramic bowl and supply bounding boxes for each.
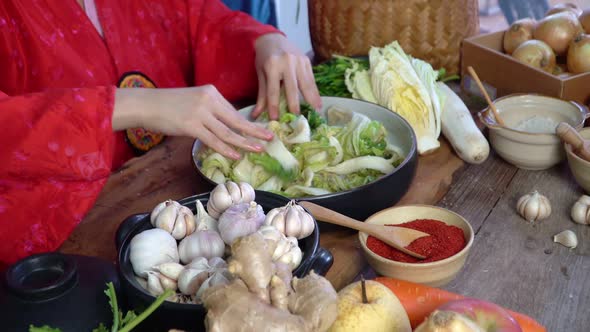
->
[115,190,333,332]
[191,96,418,221]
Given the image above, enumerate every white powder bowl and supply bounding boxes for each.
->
[478,94,588,170]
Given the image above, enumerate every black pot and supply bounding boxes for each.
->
[192,96,419,221]
[115,190,334,332]
[0,253,119,331]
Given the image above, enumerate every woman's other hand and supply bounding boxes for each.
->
[251,33,322,120]
[112,86,274,160]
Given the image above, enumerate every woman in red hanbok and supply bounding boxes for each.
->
[0,0,321,266]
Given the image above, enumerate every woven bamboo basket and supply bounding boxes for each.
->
[308,0,480,74]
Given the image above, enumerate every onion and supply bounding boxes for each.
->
[512,40,556,73]
[567,34,590,74]
[580,9,590,34]
[503,18,536,54]
[534,11,583,55]
[545,3,583,17]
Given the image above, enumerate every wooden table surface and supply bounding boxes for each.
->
[60,91,590,332]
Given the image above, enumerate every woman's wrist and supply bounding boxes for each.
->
[112,88,151,131]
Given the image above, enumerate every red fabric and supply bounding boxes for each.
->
[0,0,279,265]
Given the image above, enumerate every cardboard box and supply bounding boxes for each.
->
[460,31,590,105]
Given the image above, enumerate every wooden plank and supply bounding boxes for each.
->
[437,149,518,231]
[445,163,590,332]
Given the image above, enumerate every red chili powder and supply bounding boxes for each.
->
[366,219,466,263]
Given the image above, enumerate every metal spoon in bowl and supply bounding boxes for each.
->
[299,201,430,259]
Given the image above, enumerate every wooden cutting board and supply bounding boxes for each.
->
[60,135,465,290]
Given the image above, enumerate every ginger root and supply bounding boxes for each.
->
[202,232,338,332]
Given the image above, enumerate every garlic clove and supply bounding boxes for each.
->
[207,183,232,218]
[155,201,180,233]
[155,262,184,281]
[571,195,590,225]
[553,230,578,249]
[238,182,255,203]
[158,274,178,291]
[285,208,303,238]
[226,181,242,204]
[147,272,165,296]
[177,268,210,295]
[516,191,551,223]
[150,200,170,226]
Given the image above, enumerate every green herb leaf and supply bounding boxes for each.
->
[300,102,325,130]
[92,323,109,332]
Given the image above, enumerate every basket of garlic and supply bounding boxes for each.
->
[115,181,335,332]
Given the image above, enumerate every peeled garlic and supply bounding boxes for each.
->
[207,181,256,218]
[150,200,197,240]
[178,230,225,264]
[553,230,578,249]
[571,195,590,225]
[264,200,315,239]
[516,191,551,223]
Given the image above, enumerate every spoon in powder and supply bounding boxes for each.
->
[467,66,506,127]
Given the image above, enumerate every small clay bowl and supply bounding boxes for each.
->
[478,94,588,170]
[565,127,590,193]
[359,205,474,287]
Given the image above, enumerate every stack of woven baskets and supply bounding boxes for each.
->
[308,0,480,74]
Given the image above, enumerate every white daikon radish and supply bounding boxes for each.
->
[437,82,490,164]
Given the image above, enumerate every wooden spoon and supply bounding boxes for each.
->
[467,66,506,127]
[299,201,430,259]
[556,122,590,162]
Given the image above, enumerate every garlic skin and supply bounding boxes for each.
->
[196,200,219,232]
[178,229,225,264]
[571,195,590,225]
[218,201,266,245]
[258,225,303,270]
[516,191,551,223]
[129,228,179,278]
[155,262,184,280]
[553,230,578,249]
[146,271,177,296]
[177,257,230,297]
[207,181,256,218]
[150,200,197,240]
[264,200,315,239]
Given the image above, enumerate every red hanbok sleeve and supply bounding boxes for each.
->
[0,86,116,267]
[187,0,283,101]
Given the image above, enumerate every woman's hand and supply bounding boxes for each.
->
[112,86,274,160]
[251,33,322,120]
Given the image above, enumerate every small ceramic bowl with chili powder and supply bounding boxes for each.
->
[359,205,474,287]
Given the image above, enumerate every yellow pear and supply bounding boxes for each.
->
[328,279,411,332]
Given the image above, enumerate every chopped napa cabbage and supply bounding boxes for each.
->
[292,138,338,172]
[312,169,384,192]
[231,157,271,188]
[284,185,331,197]
[247,152,296,181]
[369,41,441,155]
[257,176,283,192]
[201,152,232,184]
[323,156,395,175]
[332,110,388,159]
[411,57,444,142]
[284,115,311,144]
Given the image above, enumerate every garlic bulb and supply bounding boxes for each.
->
[571,195,590,225]
[218,201,266,245]
[264,200,315,239]
[553,230,578,249]
[196,200,219,232]
[177,257,229,297]
[207,181,255,218]
[258,225,303,270]
[129,228,179,278]
[150,200,197,240]
[516,191,551,223]
[178,229,225,264]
